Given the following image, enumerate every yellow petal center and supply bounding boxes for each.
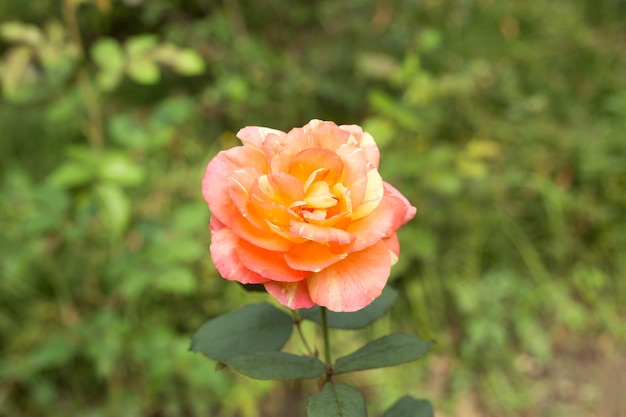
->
[304,181,338,209]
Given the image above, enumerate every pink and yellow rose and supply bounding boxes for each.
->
[202,119,416,312]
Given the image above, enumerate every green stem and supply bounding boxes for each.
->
[320,307,332,378]
[292,310,314,356]
[63,0,104,151]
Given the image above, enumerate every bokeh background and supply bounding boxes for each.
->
[1,0,625,416]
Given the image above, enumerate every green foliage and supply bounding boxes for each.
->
[300,286,398,329]
[191,303,293,363]
[307,383,367,417]
[191,302,432,411]
[334,334,432,375]
[228,352,326,381]
[1,0,625,416]
[382,396,434,417]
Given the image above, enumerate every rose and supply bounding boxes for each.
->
[202,119,416,312]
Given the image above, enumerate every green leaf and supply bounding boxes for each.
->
[47,161,94,188]
[108,114,151,149]
[0,46,32,99]
[227,352,326,380]
[156,237,204,263]
[190,303,293,362]
[173,49,205,75]
[382,396,434,417]
[334,333,432,375]
[98,153,144,186]
[418,28,442,52]
[95,69,123,92]
[362,117,394,148]
[300,286,397,329]
[0,21,43,46]
[30,334,76,370]
[91,38,124,70]
[155,267,197,295]
[171,203,209,232]
[151,96,196,126]
[118,271,151,298]
[127,58,160,84]
[91,38,125,91]
[306,383,367,417]
[95,184,130,239]
[126,35,158,57]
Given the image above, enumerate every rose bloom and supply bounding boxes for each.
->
[202,119,416,312]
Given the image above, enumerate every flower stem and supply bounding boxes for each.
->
[292,310,314,356]
[320,307,332,381]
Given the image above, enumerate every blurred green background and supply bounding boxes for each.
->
[1,0,625,416]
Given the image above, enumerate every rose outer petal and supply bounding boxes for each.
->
[307,240,391,312]
[202,146,268,226]
[264,127,320,172]
[284,241,348,272]
[265,280,315,310]
[236,239,310,282]
[209,217,270,284]
[339,124,380,169]
[384,181,417,228]
[346,182,416,252]
[383,232,400,265]
[236,126,286,149]
[229,208,293,251]
[345,187,399,252]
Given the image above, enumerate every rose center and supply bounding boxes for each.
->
[304,181,337,210]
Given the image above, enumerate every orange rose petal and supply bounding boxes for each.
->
[236,239,309,282]
[347,182,416,252]
[289,221,354,245]
[306,120,351,151]
[285,126,320,151]
[229,209,293,251]
[265,221,309,244]
[334,145,369,208]
[265,281,315,310]
[324,183,352,224]
[288,148,344,186]
[285,241,348,272]
[244,199,293,231]
[245,173,304,229]
[209,217,270,284]
[202,146,268,226]
[307,240,391,312]
[339,124,380,168]
[247,199,296,228]
[304,181,338,209]
[350,167,384,220]
[228,166,263,216]
[249,173,304,206]
[345,194,397,252]
[264,127,319,172]
[302,209,350,228]
[237,126,285,149]
[383,232,400,265]
[383,182,418,228]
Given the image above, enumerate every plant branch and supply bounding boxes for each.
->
[63,0,104,151]
[292,310,314,357]
[320,307,333,382]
